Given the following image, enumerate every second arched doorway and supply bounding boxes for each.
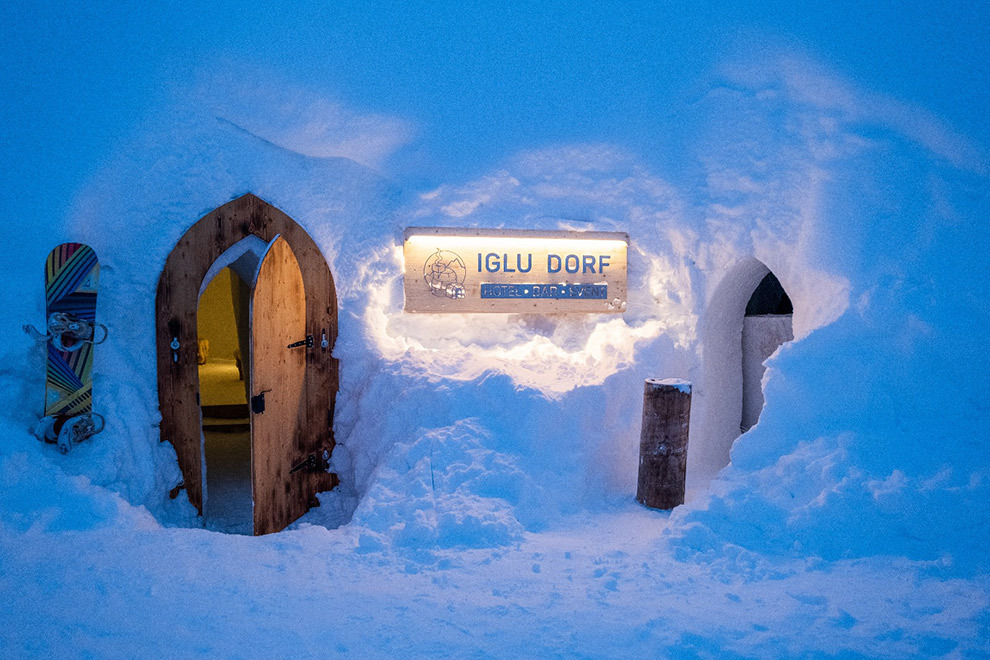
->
[692,258,793,486]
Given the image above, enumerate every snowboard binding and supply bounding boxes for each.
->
[24,312,108,352]
[34,413,106,454]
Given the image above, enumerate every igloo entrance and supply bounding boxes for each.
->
[691,259,794,489]
[156,193,340,535]
[196,241,262,534]
[741,272,793,433]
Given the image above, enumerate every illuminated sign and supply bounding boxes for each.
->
[403,227,628,313]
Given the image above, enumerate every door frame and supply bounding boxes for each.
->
[156,193,338,528]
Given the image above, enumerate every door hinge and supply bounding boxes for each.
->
[287,335,314,349]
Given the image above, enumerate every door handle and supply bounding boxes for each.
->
[251,389,272,414]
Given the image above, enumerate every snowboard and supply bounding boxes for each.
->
[24,243,106,453]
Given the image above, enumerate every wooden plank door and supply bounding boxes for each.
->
[157,194,339,520]
[250,235,307,535]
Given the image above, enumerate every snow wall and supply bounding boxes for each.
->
[2,54,987,574]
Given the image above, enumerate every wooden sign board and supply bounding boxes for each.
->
[403,227,628,313]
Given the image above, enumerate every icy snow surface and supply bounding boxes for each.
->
[2,2,990,658]
[647,378,692,394]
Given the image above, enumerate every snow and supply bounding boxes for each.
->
[647,378,692,394]
[3,2,990,658]
[3,509,988,658]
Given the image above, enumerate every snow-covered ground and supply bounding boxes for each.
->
[4,502,987,658]
[3,3,989,658]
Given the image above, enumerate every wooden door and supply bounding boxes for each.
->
[157,193,339,522]
[250,236,307,535]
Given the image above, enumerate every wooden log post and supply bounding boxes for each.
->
[636,378,691,509]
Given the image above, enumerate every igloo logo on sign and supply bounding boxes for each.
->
[424,249,467,299]
[403,227,628,313]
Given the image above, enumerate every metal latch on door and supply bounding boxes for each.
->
[287,332,329,351]
[287,335,314,349]
[290,449,331,475]
[290,454,317,474]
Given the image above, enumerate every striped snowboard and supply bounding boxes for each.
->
[44,243,100,418]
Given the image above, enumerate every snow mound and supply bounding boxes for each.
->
[349,420,529,552]
[664,51,990,575]
[4,50,985,585]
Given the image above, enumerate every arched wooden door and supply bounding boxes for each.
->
[156,194,338,534]
[251,236,307,535]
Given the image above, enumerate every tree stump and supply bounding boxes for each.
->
[636,379,691,509]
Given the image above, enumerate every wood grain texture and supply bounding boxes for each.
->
[250,237,306,536]
[636,380,691,510]
[156,193,339,525]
